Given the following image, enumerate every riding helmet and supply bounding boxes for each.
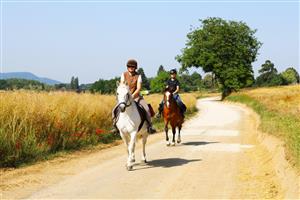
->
[170,69,177,74]
[126,59,138,68]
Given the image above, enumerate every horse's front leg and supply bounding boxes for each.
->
[127,131,137,171]
[165,121,170,146]
[120,132,129,155]
[171,126,176,146]
[177,125,182,144]
[141,132,148,163]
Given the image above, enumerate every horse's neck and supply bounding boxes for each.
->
[125,100,138,114]
[164,97,178,111]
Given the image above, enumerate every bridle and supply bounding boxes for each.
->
[117,92,132,109]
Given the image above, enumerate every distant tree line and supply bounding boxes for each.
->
[254,60,299,87]
[89,65,219,94]
[88,62,299,95]
[0,76,91,92]
[0,63,298,93]
[0,79,46,90]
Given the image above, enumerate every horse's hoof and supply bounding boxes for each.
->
[171,142,175,146]
[177,139,181,144]
[141,159,147,163]
[166,142,170,146]
[126,165,133,171]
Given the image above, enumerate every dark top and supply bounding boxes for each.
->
[166,78,180,93]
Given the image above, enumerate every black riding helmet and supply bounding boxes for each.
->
[170,69,177,74]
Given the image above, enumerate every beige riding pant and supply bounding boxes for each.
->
[134,97,152,123]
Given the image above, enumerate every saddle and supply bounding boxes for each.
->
[134,101,148,132]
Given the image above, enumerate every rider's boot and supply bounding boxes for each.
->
[147,125,156,134]
[147,119,156,134]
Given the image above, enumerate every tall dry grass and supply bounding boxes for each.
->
[0,91,116,167]
[243,85,300,118]
[0,91,198,167]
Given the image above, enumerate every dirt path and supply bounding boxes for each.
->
[1,97,297,199]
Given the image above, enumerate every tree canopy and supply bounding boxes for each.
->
[176,17,261,99]
[255,60,283,87]
[150,71,169,93]
[281,67,299,85]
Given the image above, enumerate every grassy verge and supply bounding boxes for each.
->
[226,94,300,168]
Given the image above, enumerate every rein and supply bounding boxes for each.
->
[114,93,146,132]
[118,93,132,108]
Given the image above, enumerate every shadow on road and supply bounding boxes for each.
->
[182,141,219,146]
[133,158,201,171]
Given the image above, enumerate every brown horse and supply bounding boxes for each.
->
[162,88,184,146]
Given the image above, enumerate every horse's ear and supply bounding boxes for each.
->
[116,81,120,87]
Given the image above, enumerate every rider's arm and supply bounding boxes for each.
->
[173,85,180,94]
[132,82,141,99]
[132,75,142,99]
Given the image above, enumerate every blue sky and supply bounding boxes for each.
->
[1,0,299,83]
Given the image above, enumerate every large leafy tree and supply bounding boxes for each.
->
[255,60,283,86]
[281,67,299,85]
[176,17,261,99]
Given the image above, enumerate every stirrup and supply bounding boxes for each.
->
[147,127,156,134]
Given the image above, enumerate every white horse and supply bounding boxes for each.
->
[115,83,148,171]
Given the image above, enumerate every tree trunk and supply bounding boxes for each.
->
[221,87,232,101]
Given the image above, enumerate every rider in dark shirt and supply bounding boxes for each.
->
[156,69,187,118]
[166,78,180,93]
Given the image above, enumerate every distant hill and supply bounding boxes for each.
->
[0,72,61,85]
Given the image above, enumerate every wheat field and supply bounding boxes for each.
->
[243,85,300,117]
[0,90,197,167]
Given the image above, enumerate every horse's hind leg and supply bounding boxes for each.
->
[171,126,176,146]
[141,132,148,163]
[177,125,182,144]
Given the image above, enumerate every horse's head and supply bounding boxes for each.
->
[163,87,174,108]
[116,83,132,112]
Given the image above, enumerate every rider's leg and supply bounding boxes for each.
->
[155,100,164,118]
[174,94,187,114]
[138,98,156,133]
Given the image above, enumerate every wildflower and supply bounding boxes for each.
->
[15,141,21,150]
[96,128,105,135]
